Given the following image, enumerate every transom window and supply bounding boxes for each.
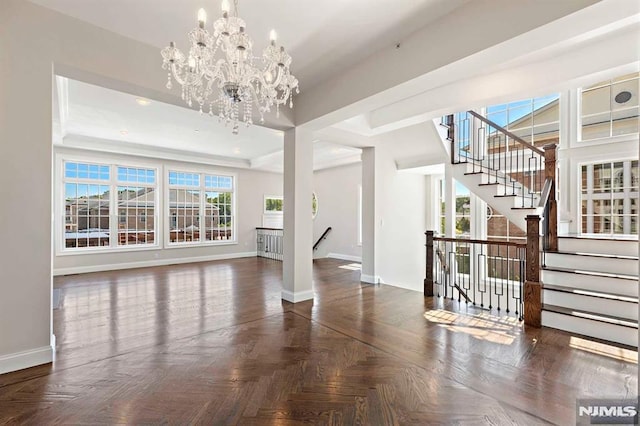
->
[580,72,640,141]
[168,171,234,245]
[581,160,639,235]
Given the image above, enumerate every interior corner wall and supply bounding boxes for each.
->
[374,144,427,292]
[312,163,362,261]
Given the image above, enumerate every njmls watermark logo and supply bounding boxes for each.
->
[577,399,638,425]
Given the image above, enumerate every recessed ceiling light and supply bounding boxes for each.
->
[136,98,151,106]
[194,129,200,132]
[234,148,241,154]
[120,130,129,135]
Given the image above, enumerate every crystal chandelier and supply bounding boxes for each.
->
[161,0,299,134]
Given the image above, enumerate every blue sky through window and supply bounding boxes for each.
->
[485,94,559,127]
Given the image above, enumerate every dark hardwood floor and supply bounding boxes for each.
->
[0,258,636,424]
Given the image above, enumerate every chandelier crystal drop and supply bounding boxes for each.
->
[161,0,299,134]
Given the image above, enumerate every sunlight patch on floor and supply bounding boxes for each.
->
[569,336,637,364]
[339,263,361,271]
[423,309,520,345]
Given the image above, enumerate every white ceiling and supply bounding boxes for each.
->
[62,77,283,159]
[56,77,361,172]
[28,0,470,89]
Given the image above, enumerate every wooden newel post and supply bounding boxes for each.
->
[544,143,558,252]
[424,231,434,297]
[524,215,542,327]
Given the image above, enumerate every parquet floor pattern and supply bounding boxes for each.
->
[0,258,636,425]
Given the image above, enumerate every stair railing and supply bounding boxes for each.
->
[443,111,550,209]
[424,231,525,320]
[438,111,559,327]
[313,227,332,251]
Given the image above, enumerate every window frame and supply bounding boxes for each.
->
[577,73,640,144]
[165,167,237,248]
[578,158,639,236]
[263,195,284,214]
[55,153,161,256]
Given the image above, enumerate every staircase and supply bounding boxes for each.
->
[542,236,638,347]
[433,112,638,348]
[435,112,547,230]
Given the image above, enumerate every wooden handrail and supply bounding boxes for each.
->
[432,235,526,248]
[256,227,283,231]
[467,110,544,155]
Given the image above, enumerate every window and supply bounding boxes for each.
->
[168,171,234,244]
[581,72,639,140]
[63,161,111,248]
[485,94,560,148]
[117,167,156,246]
[486,205,526,243]
[62,161,158,250]
[264,196,283,213]
[455,181,470,237]
[438,179,445,235]
[581,160,638,235]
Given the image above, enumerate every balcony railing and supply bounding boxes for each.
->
[256,227,283,261]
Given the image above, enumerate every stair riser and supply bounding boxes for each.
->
[558,238,639,257]
[542,270,637,297]
[545,253,638,276]
[542,311,638,347]
[543,290,638,321]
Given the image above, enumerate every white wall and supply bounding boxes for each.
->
[373,132,428,292]
[312,163,362,261]
[53,148,282,275]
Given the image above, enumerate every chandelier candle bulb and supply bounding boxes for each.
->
[270,29,277,44]
[221,0,230,14]
[197,8,207,28]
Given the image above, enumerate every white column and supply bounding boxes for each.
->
[282,127,314,303]
[361,147,377,283]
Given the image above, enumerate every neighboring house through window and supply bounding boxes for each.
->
[168,171,235,244]
[581,160,639,235]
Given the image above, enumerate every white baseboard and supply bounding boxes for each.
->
[53,251,257,276]
[281,289,315,303]
[0,344,54,375]
[360,274,380,284]
[377,277,421,293]
[327,253,362,263]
